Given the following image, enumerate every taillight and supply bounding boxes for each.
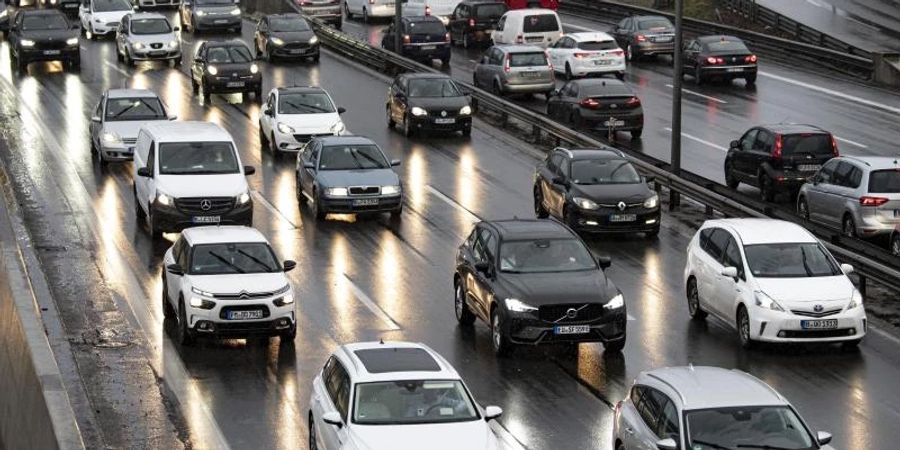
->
[403,34,411,44]
[773,134,783,160]
[425,5,431,15]
[503,54,510,73]
[830,134,839,156]
[625,96,641,107]
[368,0,374,4]
[860,196,889,206]
[468,18,475,27]
[515,34,524,44]
[635,34,646,42]
[579,98,600,108]
[745,54,758,63]
[573,52,592,59]
[611,50,624,57]
[706,56,724,65]
[445,32,450,43]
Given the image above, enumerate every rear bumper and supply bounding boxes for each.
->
[366,4,395,17]
[503,80,555,94]
[136,0,181,6]
[578,109,643,130]
[401,44,451,60]
[635,41,673,54]
[570,59,626,76]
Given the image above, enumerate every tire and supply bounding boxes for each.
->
[603,335,625,353]
[462,32,471,49]
[745,74,757,86]
[280,323,297,342]
[16,55,27,74]
[492,80,502,96]
[259,123,268,149]
[491,308,512,356]
[440,56,450,67]
[123,49,132,66]
[161,275,176,319]
[534,186,549,218]
[686,277,708,320]
[572,110,584,128]
[454,280,476,326]
[891,233,900,256]
[564,63,573,81]
[390,205,402,220]
[615,71,625,81]
[402,115,413,137]
[694,65,704,85]
[841,339,861,351]
[310,190,326,221]
[133,186,145,222]
[645,226,659,239]
[309,413,319,450]
[737,305,755,349]
[176,298,195,346]
[759,175,775,202]
[269,133,277,154]
[724,162,739,189]
[631,128,642,139]
[461,125,471,137]
[563,206,578,229]
[797,196,810,220]
[842,214,856,238]
[147,205,163,239]
[295,172,306,203]
[202,81,211,103]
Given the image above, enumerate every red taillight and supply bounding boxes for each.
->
[468,18,475,27]
[368,0,374,4]
[573,52,592,59]
[773,134,783,160]
[515,34,524,44]
[625,96,641,107]
[706,56,724,65]
[635,34,646,42]
[503,54,510,73]
[830,134,839,156]
[610,50,624,57]
[425,5,431,15]
[860,196,889,206]
[579,98,600,109]
[403,34,411,44]
[445,32,450,43]
[745,54,758,63]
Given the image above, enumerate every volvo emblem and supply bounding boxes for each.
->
[566,308,578,319]
[200,199,212,211]
[617,201,626,211]
[813,304,824,313]
[441,111,447,117]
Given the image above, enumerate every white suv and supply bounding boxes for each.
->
[683,218,866,349]
[258,86,346,154]
[132,121,255,239]
[161,226,297,345]
[309,341,503,450]
[546,31,626,80]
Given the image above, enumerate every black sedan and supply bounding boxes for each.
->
[253,13,319,62]
[454,219,627,356]
[7,9,80,73]
[190,40,262,101]
[386,73,473,137]
[682,35,757,86]
[533,147,660,237]
[179,0,241,33]
[547,79,643,138]
[381,16,451,66]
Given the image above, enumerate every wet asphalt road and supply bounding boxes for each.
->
[0,10,900,450]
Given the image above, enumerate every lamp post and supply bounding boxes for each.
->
[669,0,684,209]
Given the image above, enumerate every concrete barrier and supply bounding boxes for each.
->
[873,53,900,87]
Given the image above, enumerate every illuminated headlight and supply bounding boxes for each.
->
[309,35,318,44]
[191,286,214,297]
[326,187,348,197]
[49,0,57,4]
[573,197,599,210]
[133,42,145,50]
[754,291,785,312]
[381,185,401,195]
[604,293,624,310]
[250,63,259,74]
[230,7,241,15]
[459,105,472,115]
[277,122,295,134]
[847,289,862,310]
[270,37,285,46]
[101,131,122,145]
[410,106,427,117]
[643,193,659,209]
[0,9,7,18]
[156,192,173,206]
[66,37,79,46]
[189,297,216,309]
[169,40,179,49]
[505,298,537,313]
[274,292,294,307]
[237,191,251,204]
[330,121,345,135]
[195,10,206,16]
[207,65,218,75]
[20,39,35,47]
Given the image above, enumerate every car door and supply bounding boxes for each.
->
[165,237,187,304]
[494,14,507,44]
[260,91,276,140]
[750,129,775,184]
[536,151,557,211]
[116,16,127,54]
[562,82,579,121]
[299,141,320,197]
[191,43,206,83]
[805,159,838,223]
[613,17,630,47]
[824,161,857,226]
[696,228,726,314]
[682,40,698,71]
[390,77,408,124]
[547,36,565,69]
[464,226,490,319]
[716,234,748,323]
[729,128,757,180]
[542,153,565,217]
[629,387,666,449]
[315,357,351,450]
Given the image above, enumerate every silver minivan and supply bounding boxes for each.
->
[473,44,554,97]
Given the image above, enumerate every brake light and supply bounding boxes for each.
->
[635,34,646,42]
[706,56,724,65]
[579,98,600,108]
[445,32,450,43]
[860,196,889,206]
[515,34,524,44]
[625,96,641,107]
[403,34,411,44]
[503,54,510,73]
[573,52,592,59]
[773,134,783,160]
[610,50,624,57]
[745,54,758,63]
[368,0,374,4]
[425,5,431,15]
[468,18,475,27]
[830,134,839,156]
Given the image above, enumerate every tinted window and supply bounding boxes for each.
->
[407,20,446,35]
[722,238,745,279]
[703,40,749,53]
[577,40,619,50]
[686,406,814,449]
[131,18,171,34]
[278,92,336,114]
[480,229,498,259]
[270,18,310,32]
[636,388,663,433]
[474,4,505,19]
[158,142,240,175]
[816,159,839,184]
[353,380,479,425]
[408,78,461,97]
[509,52,547,67]
[105,97,166,121]
[206,46,253,63]
[744,243,841,278]
[548,153,564,174]
[782,134,833,157]
[868,169,900,193]
[319,145,389,171]
[581,83,632,97]
[498,239,597,273]
[636,18,672,30]
[522,14,559,32]
[93,0,130,12]
[704,229,729,262]
[22,14,68,30]
[832,162,856,188]
[570,159,641,185]
[657,398,679,439]
[189,243,281,275]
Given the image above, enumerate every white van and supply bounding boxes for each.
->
[492,9,562,48]
[132,121,255,239]
[402,0,461,25]
[344,0,395,22]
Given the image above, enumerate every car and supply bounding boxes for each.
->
[295,136,403,220]
[473,45,554,97]
[491,8,561,48]
[612,15,674,61]
[402,0,459,25]
[381,16,451,66]
[161,226,297,345]
[533,147,659,237]
[447,0,506,48]
[253,13,319,62]
[190,40,262,101]
[725,124,838,202]
[178,0,241,33]
[78,0,132,40]
[44,0,81,15]
[308,341,503,450]
[683,218,866,349]
[343,0,393,23]
[613,366,835,450]
[259,86,346,154]
[682,35,758,86]
[132,0,180,9]
[0,0,10,38]
[295,0,340,30]
[798,156,900,239]
[89,88,176,165]
[7,9,80,73]
[116,13,182,66]
[547,79,643,137]
[386,73,473,137]
[132,121,255,238]
[547,31,625,80]
[503,0,555,9]
[453,219,627,356]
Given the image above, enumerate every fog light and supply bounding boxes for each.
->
[584,220,598,226]
[645,218,657,224]
[778,331,786,338]
[196,321,216,332]
[848,328,856,335]
[274,318,291,329]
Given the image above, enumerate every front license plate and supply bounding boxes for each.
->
[214,19,228,24]
[555,325,590,335]
[192,216,220,224]
[353,198,379,206]
[44,50,61,56]
[434,118,455,124]
[421,45,436,51]
[610,213,636,222]
[801,319,838,329]
[289,49,303,54]
[64,3,78,7]
[603,120,626,127]
[798,164,821,172]
[228,310,263,320]
[226,81,245,88]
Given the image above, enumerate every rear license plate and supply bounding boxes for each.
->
[192,216,220,224]
[610,214,636,222]
[798,164,821,172]
[801,319,838,329]
[215,19,228,24]
[434,118,455,124]
[226,81,245,88]
[603,120,626,127]
[726,67,743,72]
[64,3,78,7]
[594,60,610,66]
[521,71,540,78]
[526,36,542,42]
[228,310,263,320]
[555,325,590,335]
[353,198,379,206]
[44,50,61,56]
[421,45,436,51]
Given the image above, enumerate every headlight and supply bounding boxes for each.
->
[191,286,214,297]
[381,185,401,195]
[49,0,57,4]
[0,9,7,18]
[573,197,599,210]
[156,192,173,206]
[277,122,295,134]
[195,10,206,16]
[250,63,259,74]
[754,291,785,312]
[66,37,79,46]
[330,121,345,135]
[505,298,537,313]
[643,193,659,209]
[274,292,294,307]
[309,35,318,44]
[133,42,145,50]
[230,7,241,15]
[101,131,122,145]
[459,105,472,115]
[237,191,251,204]
[20,39,35,47]
[207,65,218,75]
[410,106,427,117]
[847,289,862,310]
[604,293,625,310]
[270,37,285,46]
[189,297,216,309]
[326,187,348,197]
[169,40,179,48]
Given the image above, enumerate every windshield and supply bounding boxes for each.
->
[577,40,619,51]
[270,18,311,32]
[278,92,335,114]
[131,18,172,34]
[868,169,900,193]
[523,14,558,32]
[474,4,505,19]
[782,134,833,157]
[158,142,240,175]
[353,380,479,425]
[499,239,596,273]
[743,243,841,278]
[206,46,253,63]
[93,0,130,11]
[105,97,166,121]
[686,406,815,450]
[189,243,280,275]
[407,20,445,35]
[509,52,547,67]
[22,14,68,31]
[571,159,641,185]
[408,78,461,97]
[704,40,749,53]
[637,18,672,30]
[319,145,389,171]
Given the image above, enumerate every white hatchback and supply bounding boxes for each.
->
[547,31,625,80]
[683,218,866,348]
[258,86,346,154]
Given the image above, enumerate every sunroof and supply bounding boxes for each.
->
[354,348,441,374]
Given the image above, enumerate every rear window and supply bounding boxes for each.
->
[868,169,900,193]
[577,40,619,51]
[703,40,749,53]
[407,20,446,35]
[582,83,631,97]
[782,134,833,157]
[509,52,547,67]
[474,3,506,19]
[637,19,672,30]
[523,14,559,33]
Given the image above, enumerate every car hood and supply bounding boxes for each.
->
[20,28,78,41]
[128,32,178,45]
[156,174,248,198]
[270,30,316,43]
[103,118,170,140]
[570,182,651,204]
[315,169,399,188]
[90,10,130,22]
[496,270,615,306]
[348,420,497,450]
[755,276,853,303]
[190,272,289,295]
[277,112,341,132]
[408,95,470,111]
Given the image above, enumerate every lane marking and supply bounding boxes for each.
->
[426,184,482,221]
[665,84,728,104]
[103,59,129,77]
[627,314,636,321]
[490,420,528,450]
[250,190,298,229]
[870,324,900,346]
[833,135,868,149]
[342,273,402,331]
[663,127,728,152]
[758,71,900,115]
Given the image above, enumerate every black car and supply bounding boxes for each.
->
[381,16,450,66]
[534,147,660,237]
[725,124,838,201]
[0,0,11,37]
[682,35,757,86]
[547,79,643,138]
[253,13,319,62]
[448,0,506,48]
[179,0,241,33]
[612,15,674,61]
[295,0,341,30]
[7,9,81,73]
[453,219,627,356]
[386,73,473,137]
[190,40,262,101]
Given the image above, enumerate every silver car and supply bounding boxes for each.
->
[798,156,900,239]
[473,45,554,97]
[115,12,181,66]
[613,366,835,450]
[89,89,175,165]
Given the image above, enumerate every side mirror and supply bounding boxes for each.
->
[390,159,401,167]
[840,263,854,275]
[165,264,184,276]
[484,406,503,421]
[729,139,740,149]
[263,107,273,116]
[283,260,296,272]
[303,161,315,170]
[597,256,612,269]
[243,166,256,175]
[550,88,560,97]
[173,26,180,32]
[645,175,656,185]
[136,167,152,178]
[168,114,177,121]
[816,431,832,445]
[90,115,101,123]
[322,411,343,428]
[337,106,346,114]
[474,261,490,274]
[656,438,677,450]
[720,266,738,279]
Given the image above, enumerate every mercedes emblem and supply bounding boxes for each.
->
[200,199,212,211]
[610,104,618,109]
[617,201,626,211]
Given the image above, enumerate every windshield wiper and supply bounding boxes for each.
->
[111,99,160,119]
[236,249,274,272]
[208,251,246,274]
[690,440,736,450]
[800,246,814,277]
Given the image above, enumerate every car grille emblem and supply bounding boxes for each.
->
[239,291,250,299]
[232,73,238,77]
[200,199,212,211]
[610,104,618,109]
[813,304,824,312]
[441,110,447,117]
[566,308,578,319]
[617,201,626,211]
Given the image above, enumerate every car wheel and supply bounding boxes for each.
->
[472,73,479,88]
[572,110,585,128]
[309,413,319,450]
[645,226,659,239]
[362,7,369,23]
[686,277,707,320]
[491,308,512,356]
[386,106,396,128]
[133,186,145,222]
[258,123,268,149]
[147,205,162,239]
[161,275,176,319]
[269,133,278,154]
[841,338,862,351]
[454,280,476,325]
[759,174,775,202]
[745,74,757,86]
[563,206,578,229]
[311,190,326,221]
[402,114,413,137]
[737,305,755,349]
[564,63,573,81]
[295,172,306,203]
[842,214,856,238]
[440,56,450,67]
[123,49,133,66]
[533,186,549,218]
[631,128,642,139]
[461,124,471,137]
[176,297,195,346]
[462,32,471,49]
[492,80,502,96]
[201,81,211,102]
[280,323,297,342]
[694,65,704,85]
[603,334,625,353]
[891,232,900,256]
[615,71,625,80]
[390,205,402,221]
[798,196,810,220]
[724,162,739,188]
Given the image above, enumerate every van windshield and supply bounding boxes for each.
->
[523,14,558,32]
[158,142,240,175]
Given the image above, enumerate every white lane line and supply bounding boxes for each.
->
[833,135,868,149]
[490,420,528,450]
[250,190,298,229]
[627,314,636,321]
[665,84,728,104]
[342,273,402,331]
[870,324,900,346]
[758,71,900,115]
[103,59,129,77]
[663,127,728,152]
[426,184,482,221]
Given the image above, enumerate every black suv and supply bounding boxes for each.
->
[448,0,506,48]
[386,73,473,137]
[534,147,660,237]
[453,219,627,356]
[725,124,838,201]
[381,16,451,66]
[7,9,81,73]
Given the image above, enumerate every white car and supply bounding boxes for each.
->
[79,0,132,39]
[115,12,182,66]
[343,0,394,22]
[258,86,346,154]
[491,9,562,48]
[683,218,866,349]
[161,226,297,345]
[309,341,503,450]
[547,31,625,80]
[89,88,175,165]
[402,0,460,25]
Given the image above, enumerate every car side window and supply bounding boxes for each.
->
[549,154,565,175]
[95,99,103,119]
[472,231,487,263]
[722,236,745,279]
[465,228,477,248]
[740,129,757,152]
[617,18,630,31]
[817,159,838,184]
[259,19,268,32]
[146,142,156,172]
[479,229,498,261]
[490,48,503,65]
[325,359,350,422]
[455,5,467,18]
[135,130,150,162]
[848,166,862,189]
[753,130,772,152]
[496,16,505,31]
[636,387,663,433]
[833,161,859,188]
[177,242,190,268]
[310,143,320,166]
[703,228,728,262]
[630,385,644,405]
[656,398,679,440]
[567,83,579,98]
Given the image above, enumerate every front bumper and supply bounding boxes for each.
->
[196,15,241,30]
[204,75,262,94]
[319,194,402,214]
[99,142,135,162]
[188,301,295,338]
[750,307,866,343]
[401,43,450,61]
[88,22,120,35]
[152,200,253,233]
[504,307,627,345]
[269,43,319,59]
[131,46,181,61]
[409,114,471,132]
[19,47,80,63]
[570,205,660,233]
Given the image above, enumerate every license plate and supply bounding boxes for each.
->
[555,325,590,335]
[521,71,540,78]
[610,214,636,222]
[192,216,220,224]
[594,60,610,66]
[603,120,626,127]
[653,36,672,42]
[353,198,379,206]
[227,310,263,320]
[434,118,455,124]
[150,51,166,57]
[226,81,245,88]
[64,3,78,7]
[801,319,838,329]
[289,49,303,54]
[44,50,61,56]
[215,19,228,24]
[421,45,436,51]
[798,164,821,172]
[726,67,743,72]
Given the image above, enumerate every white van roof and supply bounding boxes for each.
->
[141,121,233,143]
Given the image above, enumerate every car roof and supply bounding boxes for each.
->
[142,121,233,142]
[106,88,160,99]
[315,135,376,146]
[702,218,817,245]
[403,72,452,80]
[181,226,269,246]
[496,44,546,53]
[839,155,900,169]
[464,0,506,5]
[697,34,743,43]
[484,219,577,241]
[567,32,615,42]
[129,12,168,20]
[504,8,556,15]
[337,342,461,383]
[756,123,829,134]
[638,366,787,410]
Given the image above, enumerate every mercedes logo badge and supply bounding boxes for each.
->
[566,308,578,319]
[617,201,626,211]
[200,199,212,211]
